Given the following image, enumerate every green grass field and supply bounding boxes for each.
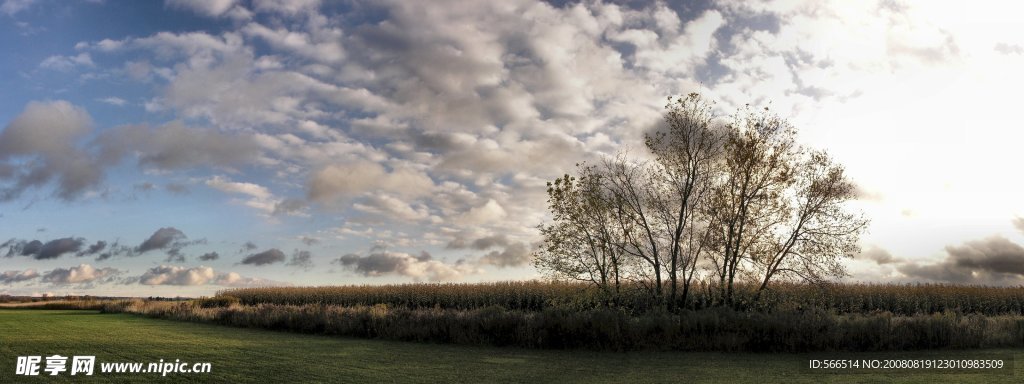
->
[0,309,1021,383]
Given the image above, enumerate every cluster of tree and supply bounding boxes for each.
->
[534,93,868,309]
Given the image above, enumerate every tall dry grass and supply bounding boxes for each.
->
[220,281,1024,315]
[100,298,1024,352]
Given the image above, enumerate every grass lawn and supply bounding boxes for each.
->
[0,309,1020,383]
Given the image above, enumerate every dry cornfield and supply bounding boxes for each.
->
[218,281,1024,316]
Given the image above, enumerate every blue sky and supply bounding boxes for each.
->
[3,0,1024,296]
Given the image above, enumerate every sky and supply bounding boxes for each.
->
[3,0,1024,297]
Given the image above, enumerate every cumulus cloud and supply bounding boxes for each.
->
[0,101,101,201]
[96,122,259,171]
[137,265,281,287]
[241,248,286,266]
[212,271,284,287]
[39,53,95,71]
[307,161,435,203]
[30,0,1003,291]
[0,101,260,201]
[0,269,39,285]
[205,175,306,217]
[334,249,475,281]
[41,264,123,285]
[138,265,215,285]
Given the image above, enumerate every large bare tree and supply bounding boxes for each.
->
[752,150,868,295]
[707,106,801,305]
[645,93,721,308]
[534,94,868,309]
[534,164,624,299]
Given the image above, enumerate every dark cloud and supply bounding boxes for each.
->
[0,269,39,285]
[136,227,187,254]
[299,236,319,246]
[447,234,511,250]
[164,248,186,263]
[858,246,898,265]
[336,252,404,276]
[94,240,130,261]
[478,242,531,267]
[273,198,307,216]
[899,236,1024,284]
[286,250,314,270]
[76,240,107,257]
[334,249,471,281]
[947,237,1024,276]
[18,240,42,257]
[2,237,85,260]
[198,251,220,261]
[37,237,85,259]
[241,248,286,266]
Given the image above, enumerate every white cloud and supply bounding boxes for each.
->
[41,264,122,285]
[98,97,127,106]
[0,0,37,15]
[138,265,282,287]
[307,160,434,203]
[39,53,94,71]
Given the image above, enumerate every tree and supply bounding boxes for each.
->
[706,105,801,305]
[751,149,867,295]
[534,164,624,299]
[644,93,721,308]
[534,93,867,310]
